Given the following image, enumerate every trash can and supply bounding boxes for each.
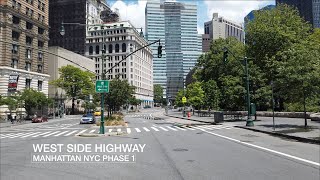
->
[214,112,224,123]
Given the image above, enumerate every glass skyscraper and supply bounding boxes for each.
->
[145,0,201,101]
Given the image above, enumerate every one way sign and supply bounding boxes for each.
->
[95,80,109,93]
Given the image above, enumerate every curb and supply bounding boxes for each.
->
[235,126,320,145]
[165,114,216,125]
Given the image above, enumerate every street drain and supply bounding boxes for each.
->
[173,148,188,152]
[187,160,195,163]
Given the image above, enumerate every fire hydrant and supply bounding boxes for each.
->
[187,112,191,118]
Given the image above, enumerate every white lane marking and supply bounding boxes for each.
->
[76,130,87,135]
[201,129,320,167]
[151,127,159,131]
[192,126,207,130]
[174,126,187,131]
[117,128,121,132]
[64,130,78,136]
[166,126,178,131]
[54,131,69,137]
[108,129,113,133]
[185,126,196,130]
[143,127,150,132]
[32,131,52,137]
[0,133,16,138]
[135,128,141,132]
[20,132,41,138]
[158,126,168,131]
[127,128,131,134]
[43,131,61,137]
[9,132,33,138]
[89,130,96,133]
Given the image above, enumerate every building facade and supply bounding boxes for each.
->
[0,0,50,96]
[276,0,318,28]
[145,0,201,101]
[85,21,154,107]
[48,46,95,114]
[204,13,244,43]
[49,0,119,55]
[202,34,211,52]
[313,0,320,28]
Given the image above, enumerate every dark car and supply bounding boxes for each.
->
[80,114,96,124]
[32,116,48,123]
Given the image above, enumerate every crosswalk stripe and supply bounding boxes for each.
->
[108,129,113,133]
[64,130,78,136]
[166,126,178,131]
[135,128,141,132]
[185,126,196,130]
[150,127,159,131]
[43,131,61,137]
[117,128,121,132]
[174,126,187,131]
[158,126,168,131]
[143,127,150,132]
[32,131,52,137]
[20,132,41,138]
[89,130,96,133]
[9,132,33,138]
[0,133,17,139]
[127,128,131,134]
[192,126,205,130]
[54,131,69,137]
[76,130,87,135]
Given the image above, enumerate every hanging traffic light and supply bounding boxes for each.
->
[223,48,228,63]
[157,45,162,58]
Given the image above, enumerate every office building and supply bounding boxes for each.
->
[204,13,244,43]
[49,0,119,55]
[145,0,202,101]
[0,0,50,95]
[276,0,319,28]
[85,21,154,107]
[202,34,211,52]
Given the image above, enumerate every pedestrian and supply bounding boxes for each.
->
[9,114,13,124]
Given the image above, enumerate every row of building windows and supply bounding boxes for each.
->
[23,78,43,91]
[11,59,43,73]
[89,43,127,54]
[89,28,127,37]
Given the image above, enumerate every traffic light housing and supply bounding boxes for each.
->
[223,49,228,63]
[157,45,162,58]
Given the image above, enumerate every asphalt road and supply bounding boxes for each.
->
[1,108,319,180]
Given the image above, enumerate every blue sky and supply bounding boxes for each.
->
[106,0,275,33]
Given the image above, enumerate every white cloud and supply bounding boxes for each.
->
[197,25,204,34]
[111,0,147,30]
[204,0,274,25]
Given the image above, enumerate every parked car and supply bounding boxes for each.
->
[32,116,48,123]
[94,111,101,116]
[80,114,96,124]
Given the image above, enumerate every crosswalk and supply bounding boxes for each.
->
[0,123,79,133]
[0,125,234,140]
[126,114,153,119]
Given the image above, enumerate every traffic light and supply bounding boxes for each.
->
[223,49,228,63]
[157,45,162,58]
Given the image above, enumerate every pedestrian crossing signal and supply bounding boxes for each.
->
[157,45,162,58]
[223,49,228,63]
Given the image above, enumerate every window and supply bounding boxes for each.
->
[108,44,113,53]
[25,62,31,71]
[115,44,119,53]
[26,79,31,89]
[12,44,19,54]
[26,22,33,29]
[26,36,32,46]
[95,45,99,54]
[37,65,42,73]
[38,27,44,34]
[38,81,42,91]
[12,31,20,41]
[11,59,18,68]
[38,41,44,48]
[89,46,93,55]
[26,49,32,59]
[38,52,43,61]
[12,16,20,24]
[122,43,126,52]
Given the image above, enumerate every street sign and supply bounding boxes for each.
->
[95,80,109,93]
[182,97,187,103]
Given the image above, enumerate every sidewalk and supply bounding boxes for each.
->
[166,109,320,144]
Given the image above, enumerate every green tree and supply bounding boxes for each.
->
[174,89,186,107]
[20,89,48,116]
[202,80,221,110]
[153,84,163,104]
[50,65,95,114]
[186,82,205,110]
[129,96,142,111]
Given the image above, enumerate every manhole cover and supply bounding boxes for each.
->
[187,160,194,163]
[173,148,188,152]
[196,132,204,134]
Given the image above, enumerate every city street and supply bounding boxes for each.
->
[0,108,319,180]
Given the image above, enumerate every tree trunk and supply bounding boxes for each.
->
[72,97,75,115]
